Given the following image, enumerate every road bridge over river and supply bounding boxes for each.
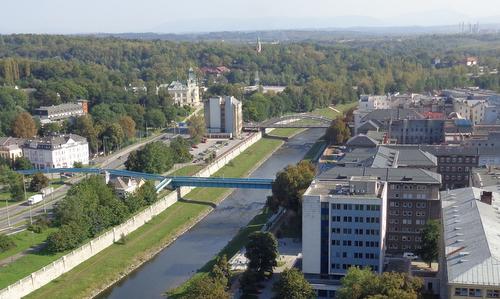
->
[17,168,274,193]
[243,113,333,129]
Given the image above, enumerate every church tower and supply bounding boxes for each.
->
[256,37,262,53]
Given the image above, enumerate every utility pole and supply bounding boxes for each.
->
[5,196,10,228]
[23,174,32,225]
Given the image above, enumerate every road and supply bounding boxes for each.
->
[0,131,178,234]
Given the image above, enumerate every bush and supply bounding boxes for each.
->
[0,234,16,252]
[46,222,88,253]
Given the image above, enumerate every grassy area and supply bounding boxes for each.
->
[303,140,327,162]
[170,164,205,176]
[24,134,291,299]
[312,101,358,119]
[168,208,273,298]
[0,228,57,262]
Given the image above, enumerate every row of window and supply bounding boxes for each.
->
[351,252,379,259]
[390,202,427,208]
[331,204,380,211]
[390,184,428,190]
[444,174,468,181]
[387,243,421,250]
[388,235,422,242]
[388,226,424,233]
[332,216,380,223]
[439,166,470,172]
[454,288,500,298]
[389,219,426,225]
[439,156,475,163]
[393,193,428,199]
[389,210,426,217]
[332,240,380,247]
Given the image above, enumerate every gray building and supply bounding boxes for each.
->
[34,101,87,124]
[439,187,500,299]
[204,96,243,138]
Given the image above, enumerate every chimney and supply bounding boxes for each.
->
[480,191,493,205]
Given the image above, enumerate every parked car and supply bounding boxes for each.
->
[403,252,418,260]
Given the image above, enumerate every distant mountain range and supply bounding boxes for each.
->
[148,12,500,34]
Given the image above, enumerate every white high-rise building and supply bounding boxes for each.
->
[204,96,243,138]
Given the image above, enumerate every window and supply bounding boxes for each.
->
[416,211,425,217]
[487,290,500,298]
[416,219,426,225]
[469,289,482,297]
[403,219,412,225]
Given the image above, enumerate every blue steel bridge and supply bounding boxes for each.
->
[17,168,274,192]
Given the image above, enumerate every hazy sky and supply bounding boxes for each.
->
[2,0,500,33]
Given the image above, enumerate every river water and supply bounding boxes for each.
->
[98,128,324,299]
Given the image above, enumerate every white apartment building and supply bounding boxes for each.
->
[158,68,200,107]
[22,134,89,169]
[204,96,243,138]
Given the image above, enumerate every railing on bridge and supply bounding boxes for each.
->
[243,113,332,129]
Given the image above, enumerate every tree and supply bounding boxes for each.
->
[325,118,350,145]
[145,108,166,128]
[273,268,315,299]
[136,181,157,205]
[417,220,440,267]
[179,275,230,299]
[169,136,193,163]
[46,222,88,252]
[336,267,423,299]
[13,157,32,170]
[0,165,25,201]
[239,269,260,296]
[29,172,49,192]
[270,161,315,213]
[0,234,15,252]
[102,123,124,151]
[125,141,174,173]
[210,255,231,288]
[72,116,99,153]
[11,112,37,138]
[48,176,130,252]
[119,116,136,140]
[245,231,279,279]
[73,161,83,168]
[188,115,206,143]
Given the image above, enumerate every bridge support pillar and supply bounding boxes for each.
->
[176,188,182,200]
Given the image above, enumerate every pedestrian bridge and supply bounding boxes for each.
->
[17,168,274,191]
[243,113,332,129]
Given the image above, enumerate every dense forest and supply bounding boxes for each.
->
[0,34,499,149]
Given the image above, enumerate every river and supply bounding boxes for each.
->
[97,128,324,299]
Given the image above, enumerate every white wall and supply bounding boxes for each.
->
[0,132,263,299]
[302,193,321,274]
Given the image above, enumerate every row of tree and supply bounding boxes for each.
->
[45,176,157,252]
